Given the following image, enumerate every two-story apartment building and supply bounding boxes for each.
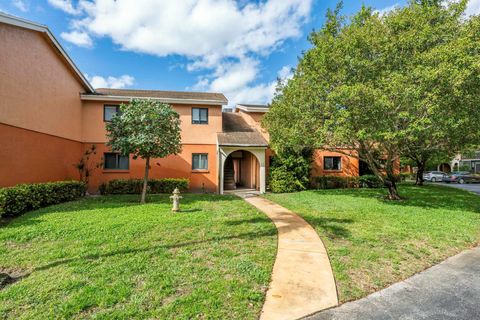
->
[0,13,360,194]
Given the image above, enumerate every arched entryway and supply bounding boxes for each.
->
[224,150,261,191]
[218,146,266,194]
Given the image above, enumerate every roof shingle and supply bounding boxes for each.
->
[92,88,228,103]
[217,113,268,147]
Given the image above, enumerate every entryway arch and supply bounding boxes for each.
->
[218,146,266,194]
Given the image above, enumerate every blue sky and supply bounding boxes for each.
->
[0,0,441,106]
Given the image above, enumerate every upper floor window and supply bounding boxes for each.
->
[192,108,208,124]
[324,156,342,171]
[104,153,129,170]
[192,153,208,170]
[104,105,120,122]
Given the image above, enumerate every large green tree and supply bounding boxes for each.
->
[395,1,480,185]
[106,99,182,203]
[264,1,480,199]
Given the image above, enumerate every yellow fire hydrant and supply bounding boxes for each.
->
[170,188,182,212]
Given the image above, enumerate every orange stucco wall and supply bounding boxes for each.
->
[0,23,86,142]
[0,123,83,186]
[81,100,222,192]
[82,100,222,144]
[311,150,360,177]
[84,143,218,193]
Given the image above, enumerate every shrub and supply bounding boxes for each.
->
[268,148,313,193]
[99,178,189,195]
[0,181,85,218]
[358,175,384,188]
[395,173,411,182]
[269,166,307,193]
[312,175,360,189]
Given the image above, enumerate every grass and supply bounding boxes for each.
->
[265,183,480,303]
[0,194,277,319]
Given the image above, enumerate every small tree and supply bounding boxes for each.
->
[106,99,182,203]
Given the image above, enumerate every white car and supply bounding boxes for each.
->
[423,171,447,182]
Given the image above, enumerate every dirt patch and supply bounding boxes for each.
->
[0,273,18,289]
[0,268,28,290]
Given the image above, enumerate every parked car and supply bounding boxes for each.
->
[423,171,446,182]
[443,171,480,184]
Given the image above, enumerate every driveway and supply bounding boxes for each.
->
[437,182,480,195]
[305,247,480,320]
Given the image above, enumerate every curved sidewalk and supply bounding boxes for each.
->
[243,195,338,320]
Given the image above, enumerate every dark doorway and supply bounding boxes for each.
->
[223,150,260,191]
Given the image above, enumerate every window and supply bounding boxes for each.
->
[192,153,208,170]
[104,153,129,170]
[324,156,342,171]
[104,105,120,122]
[192,108,208,124]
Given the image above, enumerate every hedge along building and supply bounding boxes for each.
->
[0,13,360,194]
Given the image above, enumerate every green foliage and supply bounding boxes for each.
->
[312,176,360,189]
[358,175,384,188]
[268,149,312,193]
[269,166,306,193]
[458,164,472,172]
[99,178,189,195]
[263,1,480,199]
[0,181,85,217]
[106,99,182,160]
[312,174,407,190]
[106,99,182,202]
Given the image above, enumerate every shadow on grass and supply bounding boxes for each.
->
[0,193,242,229]
[29,228,277,274]
[308,184,480,214]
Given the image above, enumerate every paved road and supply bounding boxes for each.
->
[305,247,480,320]
[436,182,480,195]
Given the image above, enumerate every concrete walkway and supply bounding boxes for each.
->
[240,193,338,320]
[306,246,480,320]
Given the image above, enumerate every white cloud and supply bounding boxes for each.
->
[193,61,293,106]
[47,0,82,15]
[466,0,480,16]
[54,0,311,105]
[13,0,28,12]
[60,30,93,47]
[85,74,135,89]
[374,3,399,17]
[225,64,293,105]
[70,0,311,62]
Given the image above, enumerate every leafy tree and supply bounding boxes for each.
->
[106,99,182,203]
[264,1,480,199]
[393,1,480,185]
[268,148,313,193]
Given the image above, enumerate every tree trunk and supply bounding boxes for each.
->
[415,160,426,186]
[384,179,402,200]
[141,157,150,204]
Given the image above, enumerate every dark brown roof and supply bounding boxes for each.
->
[217,113,268,147]
[93,88,228,103]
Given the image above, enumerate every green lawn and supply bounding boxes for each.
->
[265,184,480,303]
[0,194,277,319]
